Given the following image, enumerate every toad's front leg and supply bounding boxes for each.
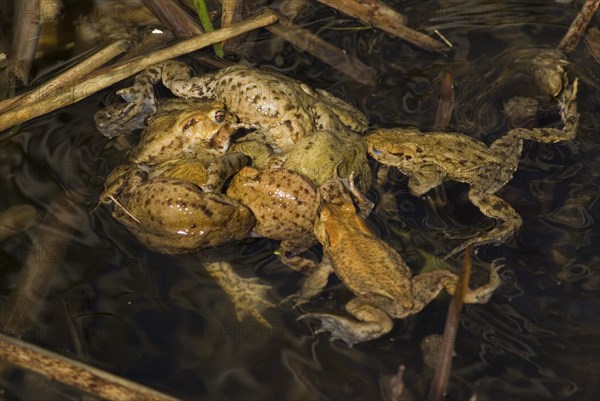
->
[281,255,334,307]
[94,64,163,137]
[201,152,251,192]
[446,189,522,259]
[299,297,394,347]
[160,60,219,99]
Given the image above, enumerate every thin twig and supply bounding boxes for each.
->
[558,0,600,55]
[433,70,454,130]
[0,39,131,112]
[583,27,600,64]
[0,334,180,401]
[316,0,447,52]
[0,9,279,132]
[427,245,473,401]
[2,192,82,337]
[2,0,41,93]
[267,12,377,85]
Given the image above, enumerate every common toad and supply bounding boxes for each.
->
[296,202,501,346]
[366,79,579,258]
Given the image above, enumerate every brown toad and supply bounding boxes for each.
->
[95,60,368,152]
[100,98,255,253]
[229,128,373,193]
[295,202,501,346]
[226,167,371,272]
[101,165,255,254]
[366,79,579,258]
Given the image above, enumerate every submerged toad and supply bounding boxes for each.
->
[366,79,579,258]
[294,202,501,346]
[95,60,368,152]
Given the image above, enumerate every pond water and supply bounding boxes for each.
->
[1,1,599,400]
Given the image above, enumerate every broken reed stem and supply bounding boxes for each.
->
[0,9,278,132]
[427,246,472,401]
[315,0,447,52]
[267,13,377,85]
[1,192,82,337]
[583,27,600,64]
[558,0,600,55]
[433,70,454,131]
[0,39,131,112]
[0,334,180,401]
[3,0,42,91]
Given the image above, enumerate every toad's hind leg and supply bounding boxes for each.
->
[161,60,219,99]
[201,152,251,192]
[410,263,501,310]
[446,189,522,259]
[299,297,394,346]
[94,64,163,137]
[494,78,579,149]
[281,256,333,307]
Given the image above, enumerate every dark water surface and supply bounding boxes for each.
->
[1,1,599,400]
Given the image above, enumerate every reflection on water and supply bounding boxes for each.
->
[1,1,600,400]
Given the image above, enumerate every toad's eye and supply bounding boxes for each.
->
[370,146,383,156]
[214,110,226,123]
[183,118,198,131]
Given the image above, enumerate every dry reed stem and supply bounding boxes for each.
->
[316,0,447,52]
[558,0,600,55]
[0,39,131,112]
[267,13,377,85]
[427,246,472,401]
[0,334,180,401]
[0,9,278,132]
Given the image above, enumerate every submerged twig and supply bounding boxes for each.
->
[0,39,131,112]
[0,334,180,401]
[558,0,600,55]
[389,365,406,401]
[0,9,279,132]
[2,192,81,337]
[433,70,454,131]
[267,13,377,85]
[427,246,473,401]
[583,27,600,64]
[2,0,41,94]
[316,0,447,52]
[220,0,270,53]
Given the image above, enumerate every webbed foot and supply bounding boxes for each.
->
[298,313,386,347]
[94,86,158,138]
[299,297,393,346]
[205,262,274,327]
[462,258,503,304]
[280,292,310,308]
